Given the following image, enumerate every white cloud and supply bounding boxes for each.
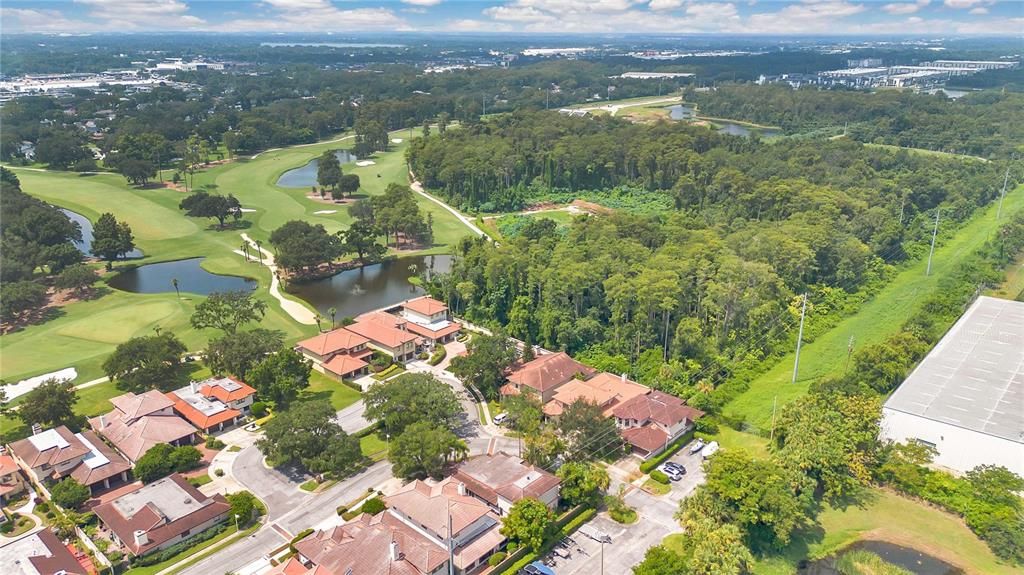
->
[402,0,443,5]
[957,15,1023,33]
[968,6,988,14]
[943,0,983,7]
[0,7,91,32]
[648,0,685,10]
[743,0,866,33]
[882,0,929,15]
[74,0,205,28]
[445,18,514,31]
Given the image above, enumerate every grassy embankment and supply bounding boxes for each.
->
[724,183,1024,431]
[1,128,470,437]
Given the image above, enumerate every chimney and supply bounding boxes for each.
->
[133,530,149,547]
[31,423,43,436]
[457,482,466,496]
[389,540,400,561]
[189,380,197,394]
[98,415,106,430]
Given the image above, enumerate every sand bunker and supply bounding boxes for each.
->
[313,210,337,215]
[355,160,376,167]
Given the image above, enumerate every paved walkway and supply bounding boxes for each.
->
[576,95,681,117]
[409,178,487,239]
[237,234,318,325]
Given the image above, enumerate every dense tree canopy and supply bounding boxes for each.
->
[90,212,135,270]
[102,331,187,393]
[179,191,242,228]
[134,444,202,483]
[257,400,362,476]
[18,378,79,431]
[204,329,284,379]
[500,498,557,552]
[245,348,312,408]
[363,373,461,435]
[269,220,344,274]
[448,332,517,400]
[1,176,82,282]
[190,290,267,335]
[389,421,467,480]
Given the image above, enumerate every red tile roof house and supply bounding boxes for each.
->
[452,452,561,516]
[398,296,462,348]
[295,328,373,381]
[89,390,199,463]
[542,372,651,419]
[611,391,705,459]
[0,454,27,506]
[8,426,132,496]
[166,376,257,434]
[270,512,449,575]
[499,351,597,403]
[346,311,421,362]
[93,473,230,557]
[385,478,507,574]
[0,528,86,575]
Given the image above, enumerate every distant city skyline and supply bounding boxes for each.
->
[1,0,1022,36]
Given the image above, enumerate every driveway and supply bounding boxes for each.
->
[660,447,707,505]
[545,507,674,575]
[335,400,370,433]
[233,444,312,521]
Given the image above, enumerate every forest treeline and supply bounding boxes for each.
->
[685,84,1024,158]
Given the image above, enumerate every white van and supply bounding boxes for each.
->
[492,412,509,425]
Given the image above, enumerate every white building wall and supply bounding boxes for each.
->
[881,408,1024,477]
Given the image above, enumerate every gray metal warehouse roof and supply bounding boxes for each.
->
[884,296,1024,444]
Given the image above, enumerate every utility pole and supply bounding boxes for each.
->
[545,88,550,110]
[791,293,808,385]
[447,506,455,575]
[926,208,940,276]
[482,94,486,117]
[769,395,778,442]
[996,166,1010,220]
[601,539,605,575]
[845,335,855,372]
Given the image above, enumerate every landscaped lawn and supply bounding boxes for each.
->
[123,523,253,575]
[724,183,1024,431]
[359,433,388,460]
[299,371,361,412]
[699,426,771,460]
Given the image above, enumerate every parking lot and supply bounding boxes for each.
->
[540,444,710,575]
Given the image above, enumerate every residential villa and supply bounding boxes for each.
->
[166,376,257,434]
[385,478,506,574]
[271,512,449,575]
[499,352,597,403]
[93,473,230,557]
[8,426,132,495]
[0,454,26,506]
[397,296,461,348]
[296,328,373,380]
[542,372,650,418]
[0,528,86,575]
[453,452,561,516]
[612,391,705,459]
[90,390,199,463]
[346,311,420,362]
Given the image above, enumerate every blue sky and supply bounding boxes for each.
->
[2,0,1021,36]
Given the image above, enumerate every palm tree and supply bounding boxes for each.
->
[314,313,323,332]
[328,307,337,330]
[172,278,180,299]
[241,242,250,262]
[254,240,264,264]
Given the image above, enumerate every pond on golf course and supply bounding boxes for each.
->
[799,540,963,575]
[276,150,358,188]
[62,208,144,259]
[108,258,257,295]
[288,254,453,319]
[715,121,782,138]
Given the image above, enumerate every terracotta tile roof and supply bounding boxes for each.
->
[402,296,448,316]
[499,383,521,397]
[506,352,597,394]
[294,513,446,575]
[621,425,670,453]
[110,390,175,421]
[166,391,241,431]
[403,320,461,341]
[546,373,650,417]
[323,354,369,377]
[90,410,197,463]
[453,452,560,506]
[357,311,407,328]
[610,390,704,427]
[0,454,19,476]
[199,376,257,403]
[9,426,90,469]
[26,529,87,575]
[93,474,230,556]
[297,329,369,357]
[344,320,417,349]
[385,479,494,538]
[67,430,132,488]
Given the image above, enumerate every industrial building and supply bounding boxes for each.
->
[880,296,1023,477]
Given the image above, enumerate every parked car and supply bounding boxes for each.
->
[523,561,557,575]
[689,438,706,454]
[664,462,686,475]
[657,463,684,481]
[493,412,509,425]
[702,441,720,459]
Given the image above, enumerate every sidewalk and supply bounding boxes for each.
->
[200,426,261,497]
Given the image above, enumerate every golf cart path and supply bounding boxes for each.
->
[409,176,486,240]
[237,234,318,325]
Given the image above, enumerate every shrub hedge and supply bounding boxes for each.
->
[639,430,694,473]
[491,506,596,575]
[649,470,670,485]
[132,524,227,567]
[428,346,447,366]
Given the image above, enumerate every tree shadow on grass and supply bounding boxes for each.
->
[0,305,66,335]
[206,220,253,232]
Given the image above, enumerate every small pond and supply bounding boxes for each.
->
[800,540,963,575]
[62,208,144,259]
[667,104,694,120]
[107,258,257,295]
[288,255,453,319]
[716,121,782,138]
[276,150,359,188]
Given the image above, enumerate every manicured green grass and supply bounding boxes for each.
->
[752,489,1015,575]
[360,433,388,460]
[987,252,1024,301]
[299,371,361,411]
[724,183,1024,431]
[699,426,771,460]
[188,473,212,487]
[642,478,671,496]
[299,479,319,492]
[663,533,687,555]
[861,141,989,163]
